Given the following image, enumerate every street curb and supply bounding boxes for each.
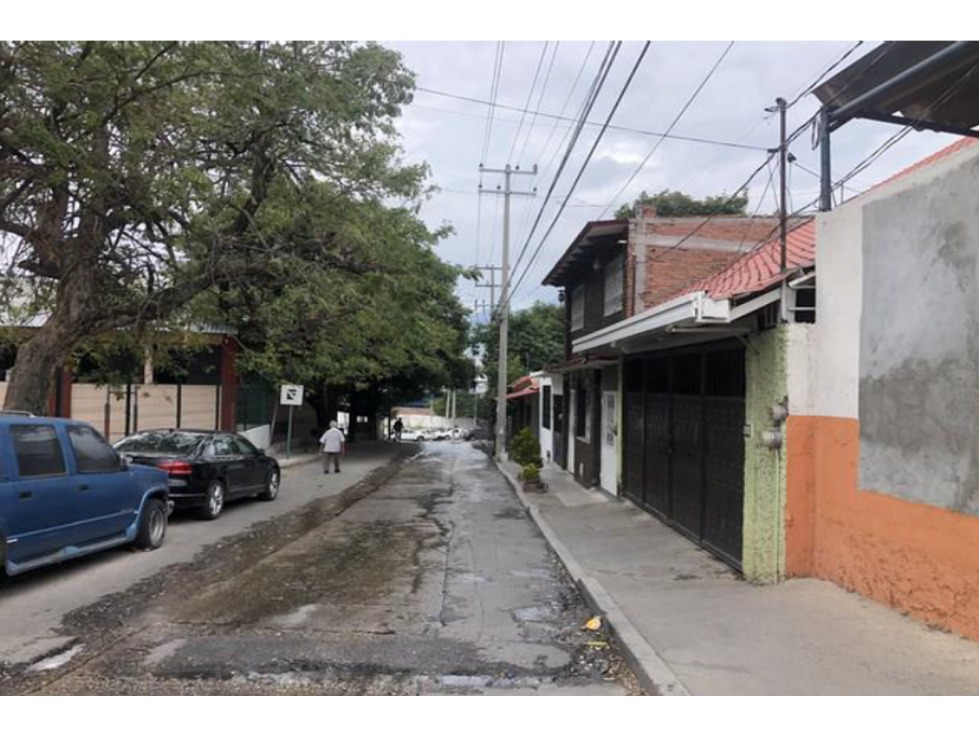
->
[494,458,691,696]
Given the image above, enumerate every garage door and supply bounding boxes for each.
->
[622,342,746,568]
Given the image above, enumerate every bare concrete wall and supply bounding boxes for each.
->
[859,153,979,515]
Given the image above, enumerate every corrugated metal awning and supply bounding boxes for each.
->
[814,41,979,135]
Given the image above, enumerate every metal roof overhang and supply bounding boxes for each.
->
[542,220,628,287]
[544,355,618,374]
[572,288,783,355]
[815,41,979,137]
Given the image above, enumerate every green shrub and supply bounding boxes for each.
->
[522,463,541,483]
[511,428,541,467]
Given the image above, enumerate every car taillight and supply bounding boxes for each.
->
[158,460,193,476]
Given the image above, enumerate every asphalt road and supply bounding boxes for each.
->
[1,442,636,695]
[0,442,396,668]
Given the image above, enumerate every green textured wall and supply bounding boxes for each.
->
[742,326,788,584]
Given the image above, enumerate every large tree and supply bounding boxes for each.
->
[212,199,476,426]
[0,41,424,413]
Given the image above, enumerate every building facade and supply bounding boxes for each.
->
[535,137,979,642]
[786,138,979,640]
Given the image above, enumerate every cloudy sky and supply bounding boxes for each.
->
[385,41,957,313]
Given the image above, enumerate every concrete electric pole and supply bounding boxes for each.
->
[479,164,537,461]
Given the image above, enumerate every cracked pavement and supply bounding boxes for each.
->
[1,442,636,695]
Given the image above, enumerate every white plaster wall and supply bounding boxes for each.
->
[786,323,814,417]
[812,142,979,420]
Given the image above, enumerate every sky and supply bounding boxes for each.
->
[385,41,958,314]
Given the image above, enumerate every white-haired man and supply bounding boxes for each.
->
[319,420,345,473]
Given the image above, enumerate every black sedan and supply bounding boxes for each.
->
[113,429,280,520]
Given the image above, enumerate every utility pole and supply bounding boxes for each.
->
[479,163,536,460]
[473,299,493,318]
[767,97,790,322]
[776,96,788,274]
[476,264,502,312]
[818,107,833,213]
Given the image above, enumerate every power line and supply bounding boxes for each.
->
[505,42,620,297]
[506,41,550,165]
[737,158,776,254]
[507,41,653,308]
[476,42,504,278]
[528,42,598,176]
[835,57,979,192]
[512,42,600,252]
[516,41,560,166]
[680,42,887,196]
[631,54,908,276]
[679,61,979,283]
[635,151,780,270]
[415,85,768,153]
[599,41,735,220]
[480,42,506,165]
[782,41,865,110]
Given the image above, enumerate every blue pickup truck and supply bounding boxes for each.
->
[0,415,171,582]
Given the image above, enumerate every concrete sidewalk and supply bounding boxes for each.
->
[497,459,979,695]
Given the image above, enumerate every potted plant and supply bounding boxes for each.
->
[520,462,546,492]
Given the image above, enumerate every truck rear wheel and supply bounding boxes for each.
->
[134,498,167,550]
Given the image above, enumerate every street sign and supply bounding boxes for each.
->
[279,385,304,459]
[280,384,304,406]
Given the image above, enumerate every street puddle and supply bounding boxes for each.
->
[27,644,84,673]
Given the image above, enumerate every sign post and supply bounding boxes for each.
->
[279,385,304,459]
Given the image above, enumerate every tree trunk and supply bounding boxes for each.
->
[3,256,99,415]
[2,326,67,414]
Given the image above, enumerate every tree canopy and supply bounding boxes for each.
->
[0,41,469,413]
[471,301,564,399]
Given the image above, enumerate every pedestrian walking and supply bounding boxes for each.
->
[393,417,404,443]
[319,420,345,473]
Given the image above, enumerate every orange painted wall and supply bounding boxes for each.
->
[786,414,979,641]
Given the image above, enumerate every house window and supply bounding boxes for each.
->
[571,285,585,332]
[542,386,552,429]
[604,253,624,316]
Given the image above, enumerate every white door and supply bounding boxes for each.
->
[600,390,617,494]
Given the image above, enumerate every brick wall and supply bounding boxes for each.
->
[626,206,781,312]
[641,246,742,308]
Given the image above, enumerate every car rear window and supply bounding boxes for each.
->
[114,431,205,455]
[11,424,67,478]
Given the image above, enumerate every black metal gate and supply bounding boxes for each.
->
[622,341,746,568]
